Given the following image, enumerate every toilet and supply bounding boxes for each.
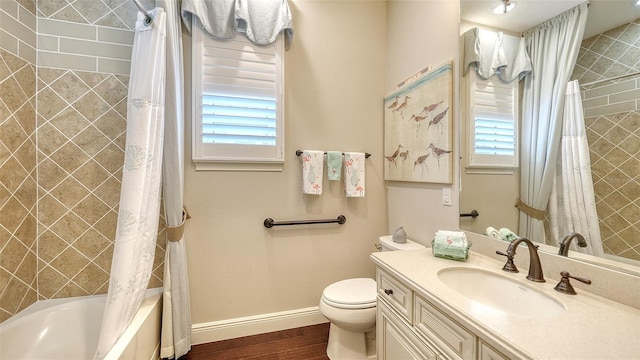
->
[319,235,425,359]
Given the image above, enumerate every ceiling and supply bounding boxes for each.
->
[461,0,640,39]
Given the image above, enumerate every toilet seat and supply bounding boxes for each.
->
[321,278,377,309]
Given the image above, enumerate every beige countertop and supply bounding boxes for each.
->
[371,249,640,359]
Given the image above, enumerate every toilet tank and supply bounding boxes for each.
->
[379,235,425,251]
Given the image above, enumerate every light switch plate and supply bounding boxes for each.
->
[442,187,452,206]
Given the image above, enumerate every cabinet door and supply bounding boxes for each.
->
[378,300,438,360]
[478,340,510,360]
[414,295,475,360]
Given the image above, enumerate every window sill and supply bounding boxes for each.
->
[465,166,516,175]
[193,159,284,172]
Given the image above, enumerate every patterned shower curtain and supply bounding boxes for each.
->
[548,80,604,256]
[94,8,166,359]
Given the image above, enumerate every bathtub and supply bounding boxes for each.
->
[0,287,163,360]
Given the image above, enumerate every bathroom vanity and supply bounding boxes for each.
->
[371,249,640,359]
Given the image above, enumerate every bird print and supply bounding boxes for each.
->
[344,158,354,174]
[427,108,449,133]
[408,113,428,133]
[421,100,443,115]
[393,96,411,119]
[398,149,409,162]
[413,153,430,176]
[427,143,452,167]
[387,95,400,110]
[384,144,404,168]
[302,154,311,170]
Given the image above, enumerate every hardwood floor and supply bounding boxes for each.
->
[181,323,331,360]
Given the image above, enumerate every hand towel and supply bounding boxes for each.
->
[434,230,468,248]
[301,150,324,195]
[344,152,365,197]
[499,228,518,241]
[485,227,502,240]
[326,151,342,181]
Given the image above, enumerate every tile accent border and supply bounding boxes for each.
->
[37,18,134,75]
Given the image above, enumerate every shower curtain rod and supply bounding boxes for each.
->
[580,71,640,88]
[132,0,153,25]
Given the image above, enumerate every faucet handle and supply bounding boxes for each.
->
[496,250,518,273]
[554,271,592,295]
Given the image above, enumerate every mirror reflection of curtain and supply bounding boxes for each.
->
[548,80,604,256]
[518,3,588,241]
[463,27,531,81]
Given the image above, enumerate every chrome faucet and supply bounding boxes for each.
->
[558,233,588,256]
[496,238,545,282]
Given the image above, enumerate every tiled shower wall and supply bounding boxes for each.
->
[0,0,37,323]
[571,19,640,261]
[1,0,163,323]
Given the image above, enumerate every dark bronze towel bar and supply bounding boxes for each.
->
[295,150,371,158]
[264,215,347,228]
[460,210,479,218]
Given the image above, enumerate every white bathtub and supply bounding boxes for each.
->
[0,288,163,360]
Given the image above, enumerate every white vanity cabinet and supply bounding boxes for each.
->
[372,249,640,359]
[378,300,438,360]
[377,268,511,360]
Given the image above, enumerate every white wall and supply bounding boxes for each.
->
[183,0,388,341]
[385,0,461,245]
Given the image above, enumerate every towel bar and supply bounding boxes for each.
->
[295,150,371,158]
[460,210,479,218]
[264,215,347,228]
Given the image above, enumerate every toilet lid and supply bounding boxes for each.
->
[322,278,377,309]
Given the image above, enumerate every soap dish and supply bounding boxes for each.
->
[431,240,472,262]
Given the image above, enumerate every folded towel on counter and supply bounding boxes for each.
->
[326,151,342,181]
[485,227,502,240]
[301,150,324,195]
[434,230,468,248]
[344,152,365,197]
[499,228,518,241]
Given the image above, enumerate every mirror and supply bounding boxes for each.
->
[459,0,640,274]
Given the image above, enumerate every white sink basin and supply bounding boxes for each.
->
[438,267,566,317]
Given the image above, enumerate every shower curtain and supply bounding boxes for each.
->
[548,80,604,256]
[518,3,588,241]
[158,0,192,358]
[95,8,167,359]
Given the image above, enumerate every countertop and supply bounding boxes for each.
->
[370,249,640,359]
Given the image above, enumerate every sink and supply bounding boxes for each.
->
[437,267,566,317]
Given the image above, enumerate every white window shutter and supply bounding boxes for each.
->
[466,71,518,169]
[192,19,284,171]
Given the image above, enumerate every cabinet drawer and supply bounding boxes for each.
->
[377,269,413,322]
[414,295,475,360]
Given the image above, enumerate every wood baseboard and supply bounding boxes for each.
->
[191,306,328,345]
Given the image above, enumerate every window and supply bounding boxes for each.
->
[466,70,518,169]
[191,19,285,171]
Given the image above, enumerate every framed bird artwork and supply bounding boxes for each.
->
[383,61,453,183]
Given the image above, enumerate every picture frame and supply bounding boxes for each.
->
[383,61,453,183]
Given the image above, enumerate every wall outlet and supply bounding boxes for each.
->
[442,187,452,206]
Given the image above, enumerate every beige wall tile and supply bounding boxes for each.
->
[38,51,96,72]
[97,57,130,75]
[59,37,131,59]
[585,101,636,118]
